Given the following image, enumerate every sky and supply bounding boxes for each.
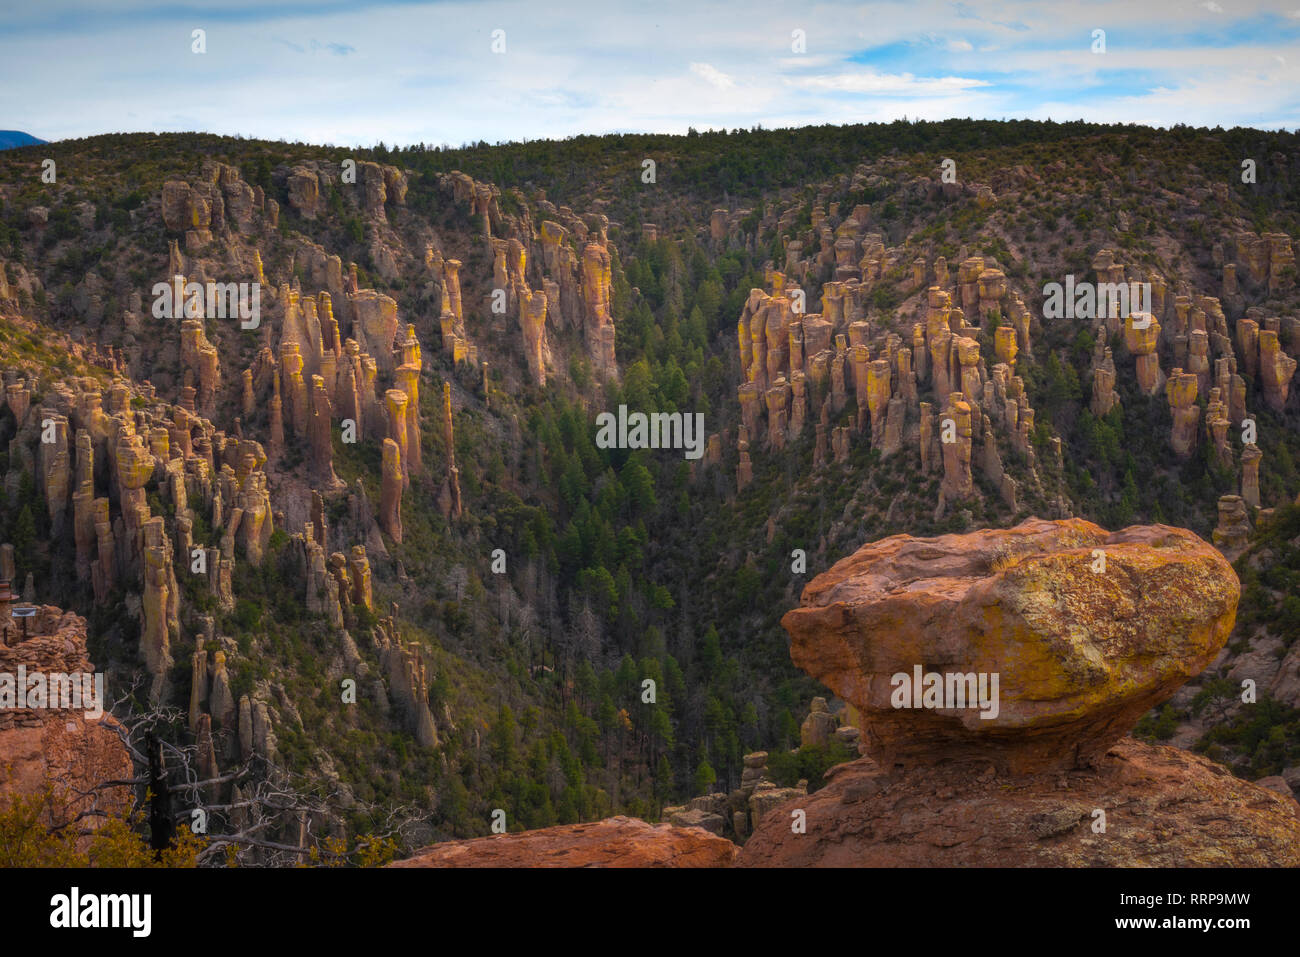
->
[2,0,1299,147]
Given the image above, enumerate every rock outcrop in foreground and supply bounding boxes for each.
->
[389,816,738,868]
[739,518,1300,866]
[739,737,1300,867]
[0,606,133,835]
[388,519,1300,868]
[780,518,1239,774]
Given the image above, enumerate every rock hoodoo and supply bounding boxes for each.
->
[779,518,1238,774]
[736,518,1300,867]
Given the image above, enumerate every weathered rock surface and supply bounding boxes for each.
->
[0,607,133,836]
[781,518,1238,773]
[800,696,838,747]
[379,438,403,543]
[738,737,1300,867]
[1213,495,1252,560]
[390,816,738,868]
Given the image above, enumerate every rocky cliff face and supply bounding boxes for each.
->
[0,607,133,837]
[734,257,1050,519]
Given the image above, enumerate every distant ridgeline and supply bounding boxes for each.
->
[0,131,47,151]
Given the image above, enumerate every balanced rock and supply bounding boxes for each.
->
[780,518,1239,774]
[1165,369,1200,457]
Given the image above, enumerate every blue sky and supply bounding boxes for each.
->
[2,0,1299,146]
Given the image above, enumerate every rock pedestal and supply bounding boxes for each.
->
[780,519,1239,774]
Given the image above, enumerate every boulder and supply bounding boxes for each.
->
[780,518,1239,774]
[667,808,727,835]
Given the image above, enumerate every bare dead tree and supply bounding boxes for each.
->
[48,675,432,866]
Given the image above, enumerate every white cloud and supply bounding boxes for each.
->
[775,54,838,68]
[786,70,990,95]
[690,62,734,89]
[3,0,1298,144]
[1202,1,1224,12]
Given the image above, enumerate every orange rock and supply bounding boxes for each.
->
[348,545,373,611]
[1091,343,1119,416]
[286,166,320,219]
[391,816,737,868]
[1123,312,1160,356]
[380,438,403,544]
[180,319,220,417]
[280,343,308,436]
[780,519,1238,774]
[384,389,410,490]
[308,375,338,488]
[738,738,1300,867]
[994,325,1018,369]
[939,392,973,500]
[349,290,400,372]
[1241,443,1262,509]
[864,359,891,444]
[519,287,550,386]
[789,372,807,437]
[1237,317,1260,379]
[441,383,463,519]
[0,608,133,842]
[581,243,616,378]
[919,402,934,472]
[1165,369,1200,457]
[765,379,790,450]
[1259,329,1297,412]
[954,336,982,405]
